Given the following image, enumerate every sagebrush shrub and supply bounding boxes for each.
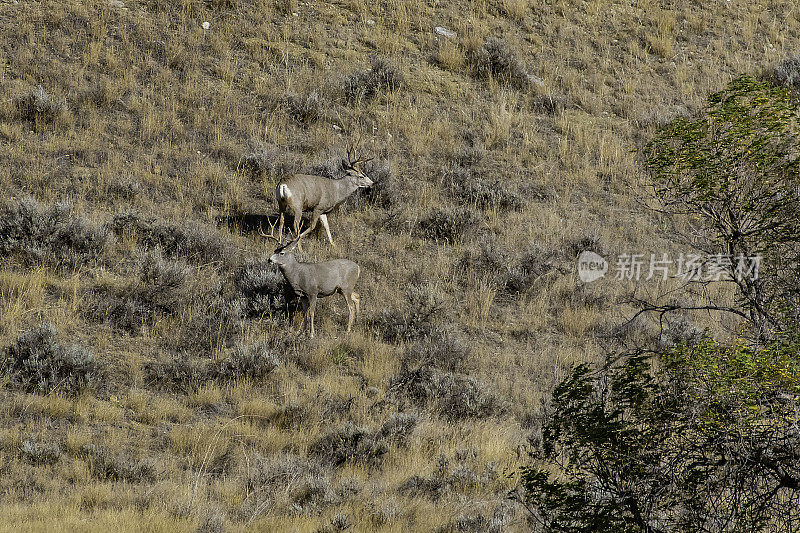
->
[351,159,399,210]
[15,85,69,125]
[309,422,388,467]
[285,91,322,125]
[389,367,504,420]
[80,444,157,483]
[243,452,335,517]
[234,257,293,321]
[443,166,524,211]
[143,354,210,392]
[92,249,194,333]
[465,37,531,90]
[309,414,417,469]
[107,211,232,266]
[343,58,405,103]
[418,207,480,243]
[769,53,800,93]
[373,283,447,342]
[401,328,471,373]
[215,342,280,381]
[241,142,300,177]
[2,324,102,395]
[0,197,110,268]
[20,437,63,465]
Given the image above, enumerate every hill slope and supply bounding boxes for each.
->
[0,0,798,530]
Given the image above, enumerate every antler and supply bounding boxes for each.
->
[260,217,282,244]
[345,143,373,169]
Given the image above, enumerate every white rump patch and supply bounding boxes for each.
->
[277,184,292,200]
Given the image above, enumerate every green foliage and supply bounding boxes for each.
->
[644,75,800,334]
[645,76,800,223]
[519,332,800,532]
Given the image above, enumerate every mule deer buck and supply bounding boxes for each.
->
[269,239,361,339]
[262,147,373,247]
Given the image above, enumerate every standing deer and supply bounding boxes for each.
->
[263,147,373,247]
[268,239,361,339]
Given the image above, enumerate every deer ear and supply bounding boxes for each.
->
[341,159,350,169]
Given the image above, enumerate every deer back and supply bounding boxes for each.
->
[279,257,360,298]
[281,174,358,213]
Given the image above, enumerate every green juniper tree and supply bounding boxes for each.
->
[643,75,800,337]
[517,74,800,531]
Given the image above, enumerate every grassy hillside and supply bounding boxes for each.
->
[0,0,798,530]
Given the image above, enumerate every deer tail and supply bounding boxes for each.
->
[276,183,292,200]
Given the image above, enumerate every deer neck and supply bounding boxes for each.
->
[277,255,299,280]
[331,176,359,204]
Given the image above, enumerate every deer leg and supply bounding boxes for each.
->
[351,292,360,316]
[277,211,285,243]
[319,214,334,246]
[343,291,355,333]
[292,211,301,240]
[298,210,321,240]
[307,294,317,339]
[296,297,308,336]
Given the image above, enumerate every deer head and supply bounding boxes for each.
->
[268,237,300,265]
[342,145,374,188]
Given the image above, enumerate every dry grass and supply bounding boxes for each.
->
[0,0,797,529]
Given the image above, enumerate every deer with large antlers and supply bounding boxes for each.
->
[268,239,361,339]
[262,147,374,247]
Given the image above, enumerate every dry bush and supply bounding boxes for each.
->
[461,239,570,296]
[442,165,524,211]
[343,57,405,103]
[19,437,63,466]
[242,452,335,518]
[309,422,388,468]
[452,132,487,167]
[107,211,234,266]
[167,293,240,355]
[143,342,279,391]
[143,354,210,393]
[388,366,505,420]
[90,249,194,333]
[240,142,301,178]
[284,91,322,126]
[2,324,103,396]
[14,85,69,127]
[351,159,400,209]
[418,206,480,243]
[79,444,158,483]
[0,198,111,268]
[215,342,280,382]
[465,37,532,90]
[529,92,568,115]
[234,256,293,321]
[436,504,513,533]
[309,414,417,468]
[399,453,501,502]
[502,245,567,295]
[767,53,800,94]
[372,283,447,342]
[400,328,472,373]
